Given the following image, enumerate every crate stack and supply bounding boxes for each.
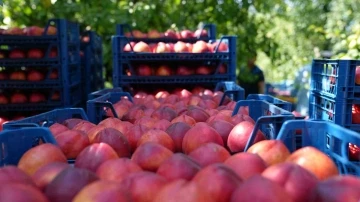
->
[309,59,360,132]
[111,23,237,95]
[0,19,82,121]
[80,31,104,105]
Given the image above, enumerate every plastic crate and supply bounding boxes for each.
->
[277,120,360,176]
[87,81,244,124]
[309,92,360,132]
[80,31,104,103]
[87,87,123,100]
[112,35,237,87]
[247,94,293,112]
[116,23,216,43]
[310,59,360,100]
[3,108,88,130]
[0,127,57,166]
[232,100,294,151]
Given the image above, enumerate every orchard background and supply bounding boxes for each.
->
[1,0,360,87]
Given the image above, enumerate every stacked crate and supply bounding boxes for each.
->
[0,19,82,120]
[80,31,104,105]
[111,23,237,94]
[309,59,360,132]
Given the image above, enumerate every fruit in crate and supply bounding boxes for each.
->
[131,30,147,38]
[136,64,152,76]
[355,66,360,85]
[27,70,45,81]
[192,41,210,53]
[352,104,360,124]
[11,92,28,103]
[0,183,49,202]
[10,71,26,80]
[45,26,57,35]
[0,94,9,104]
[49,69,59,79]
[29,92,46,103]
[3,27,23,35]
[156,65,172,76]
[23,26,44,36]
[133,41,151,52]
[51,91,60,101]
[123,42,137,52]
[176,65,194,75]
[148,30,162,38]
[27,49,44,58]
[211,41,229,52]
[9,49,26,58]
[180,30,194,38]
[155,42,171,53]
[174,41,189,53]
[194,29,208,38]
[164,29,177,38]
[348,143,360,161]
[196,66,212,75]
[247,139,291,166]
[49,48,58,58]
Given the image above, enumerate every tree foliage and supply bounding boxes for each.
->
[1,0,359,84]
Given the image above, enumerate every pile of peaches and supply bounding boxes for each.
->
[1,87,359,202]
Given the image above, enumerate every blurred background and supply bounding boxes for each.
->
[1,0,360,114]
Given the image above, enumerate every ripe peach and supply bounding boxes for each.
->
[92,128,131,158]
[62,118,86,129]
[18,143,67,176]
[166,122,192,152]
[224,153,267,180]
[0,183,49,202]
[208,120,235,146]
[72,121,96,133]
[137,129,175,152]
[188,143,231,167]
[131,142,173,172]
[55,130,90,159]
[124,124,150,153]
[152,119,171,131]
[171,114,196,126]
[86,125,106,142]
[96,158,142,182]
[185,106,210,122]
[247,139,291,166]
[32,162,70,191]
[151,106,177,121]
[0,166,36,186]
[49,123,68,137]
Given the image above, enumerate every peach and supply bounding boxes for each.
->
[49,123,68,136]
[73,180,131,202]
[171,114,196,126]
[55,130,90,159]
[151,106,177,121]
[310,175,360,202]
[166,122,192,152]
[86,125,106,142]
[192,163,243,202]
[227,121,265,153]
[32,162,70,191]
[92,128,131,158]
[72,121,96,133]
[198,99,218,109]
[75,143,119,172]
[137,129,175,151]
[247,139,291,166]
[152,119,171,131]
[182,122,223,154]
[133,41,151,52]
[154,179,214,202]
[62,118,86,129]
[185,106,210,122]
[157,153,201,181]
[188,143,230,167]
[0,183,49,202]
[174,41,189,53]
[45,167,99,202]
[18,143,67,176]
[230,175,293,202]
[187,95,202,106]
[163,94,180,104]
[231,114,255,125]
[262,162,319,202]
[206,110,233,123]
[123,105,146,123]
[96,158,142,182]
[98,117,123,127]
[131,142,173,172]
[0,166,36,186]
[208,120,235,146]
[192,41,210,53]
[134,116,157,128]
[120,171,168,202]
[224,153,267,180]
[124,124,150,153]
[286,146,339,180]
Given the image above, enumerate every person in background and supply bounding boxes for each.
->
[237,53,265,98]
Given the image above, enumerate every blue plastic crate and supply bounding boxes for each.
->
[112,35,237,87]
[87,81,244,124]
[88,87,123,100]
[0,84,83,112]
[277,120,360,176]
[3,108,88,130]
[247,94,293,112]
[310,59,360,100]
[232,100,294,151]
[0,127,58,166]
[80,31,104,104]
[116,23,217,43]
[309,92,360,132]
